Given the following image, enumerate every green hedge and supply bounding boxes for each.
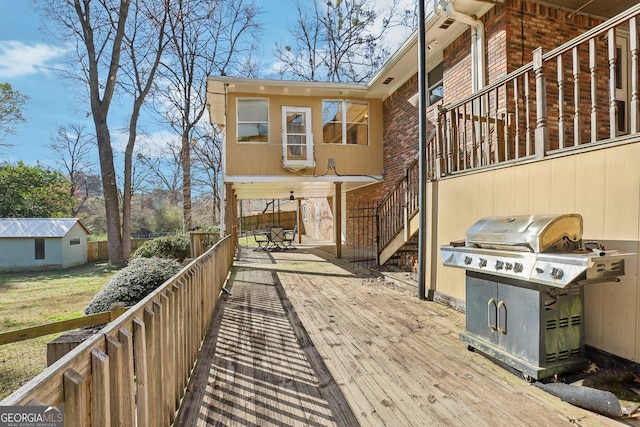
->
[130,234,191,262]
[84,257,182,315]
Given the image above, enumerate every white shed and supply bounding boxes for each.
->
[0,218,91,271]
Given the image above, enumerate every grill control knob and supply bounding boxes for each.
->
[464,256,472,265]
[505,262,513,271]
[513,262,523,273]
[478,258,487,267]
[550,267,564,280]
[495,260,504,270]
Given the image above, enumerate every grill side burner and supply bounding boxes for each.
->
[441,214,633,380]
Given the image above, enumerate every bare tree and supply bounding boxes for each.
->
[191,125,224,225]
[38,0,168,263]
[274,0,403,83]
[0,83,29,152]
[46,123,96,216]
[117,0,169,258]
[157,0,262,231]
[135,142,182,206]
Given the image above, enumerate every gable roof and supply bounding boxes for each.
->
[0,218,91,238]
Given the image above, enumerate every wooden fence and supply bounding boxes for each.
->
[1,232,236,426]
[241,211,296,232]
[87,239,151,262]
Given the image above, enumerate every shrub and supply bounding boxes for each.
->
[131,234,191,262]
[84,257,182,315]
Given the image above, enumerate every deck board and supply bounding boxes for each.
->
[175,246,628,426]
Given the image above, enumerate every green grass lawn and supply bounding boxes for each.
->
[0,262,121,399]
[238,234,260,248]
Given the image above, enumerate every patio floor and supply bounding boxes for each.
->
[175,244,630,426]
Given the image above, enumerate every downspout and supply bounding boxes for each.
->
[417,0,428,300]
[436,0,486,91]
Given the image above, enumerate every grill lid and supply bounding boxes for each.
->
[465,214,583,253]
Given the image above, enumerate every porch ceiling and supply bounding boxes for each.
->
[229,179,377,200]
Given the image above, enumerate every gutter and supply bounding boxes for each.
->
[435,0,486,91]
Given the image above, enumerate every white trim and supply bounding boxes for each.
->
[282,106,315,168]
[225,175,381,183]
[236,97,270,144]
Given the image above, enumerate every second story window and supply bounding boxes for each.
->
[428,63,444,105]
[322,100,369,145]
[237,98,269,143]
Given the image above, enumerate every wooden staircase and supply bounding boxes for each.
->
[377,156,420,265]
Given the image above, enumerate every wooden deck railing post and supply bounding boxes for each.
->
[631,16,639,133]
[117,327,136,425]
[143,307,159,427]
[533,47,549,157]
[609,27,619,139]
[557,54,565,148]
[133,317,150,426]
[63,369,90,427]
[90,349,111,427]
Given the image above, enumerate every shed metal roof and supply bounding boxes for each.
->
[0,218,91,238]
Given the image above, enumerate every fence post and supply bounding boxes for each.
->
[109,302,126,321]
[533,47,549,157]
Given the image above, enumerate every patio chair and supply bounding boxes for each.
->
[283,225,297,249]
[269,226,285,251]
[253,229,269,251]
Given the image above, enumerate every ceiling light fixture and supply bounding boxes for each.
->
[289,191,295,201]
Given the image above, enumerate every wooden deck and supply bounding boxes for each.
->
[175,245,630,426]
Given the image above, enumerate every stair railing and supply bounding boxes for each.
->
[376,157,419,260]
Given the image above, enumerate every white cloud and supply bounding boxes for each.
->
[0,40,67,78]
[112,128,180,159]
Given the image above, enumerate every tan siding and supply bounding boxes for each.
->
[225,93,383,177]
[430,141,640,362]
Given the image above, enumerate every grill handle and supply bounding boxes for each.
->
[497,301,507,334]
[488,298,497,330]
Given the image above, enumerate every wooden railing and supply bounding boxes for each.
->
[1,231,237,426]
[0,305,127,347]
[377,156,420,256]
[434,4,640,177]
[190,232,220,258]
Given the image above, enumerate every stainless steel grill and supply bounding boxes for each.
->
[440,214,633,380]
[441,214,628,288]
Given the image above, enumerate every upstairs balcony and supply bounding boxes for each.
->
[430,3,640,179]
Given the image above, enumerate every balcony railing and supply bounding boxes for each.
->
[432,3,640,178]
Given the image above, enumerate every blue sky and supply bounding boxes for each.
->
[0,1,411,169]
[0,1,83,166]
[0,1,294,168]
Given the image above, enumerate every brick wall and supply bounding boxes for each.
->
[346,0,610,250]
[444,0,604,98]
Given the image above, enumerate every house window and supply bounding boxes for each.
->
[35,238,45,260]
[322,100,369,145]
[70,238,81,245]
[237,98,269,143]
[428,62,444,105]
[282,106,314,168]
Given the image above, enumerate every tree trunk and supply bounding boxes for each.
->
[95,120,125,264]
[181,131,192,231]
[122,131,134,260]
